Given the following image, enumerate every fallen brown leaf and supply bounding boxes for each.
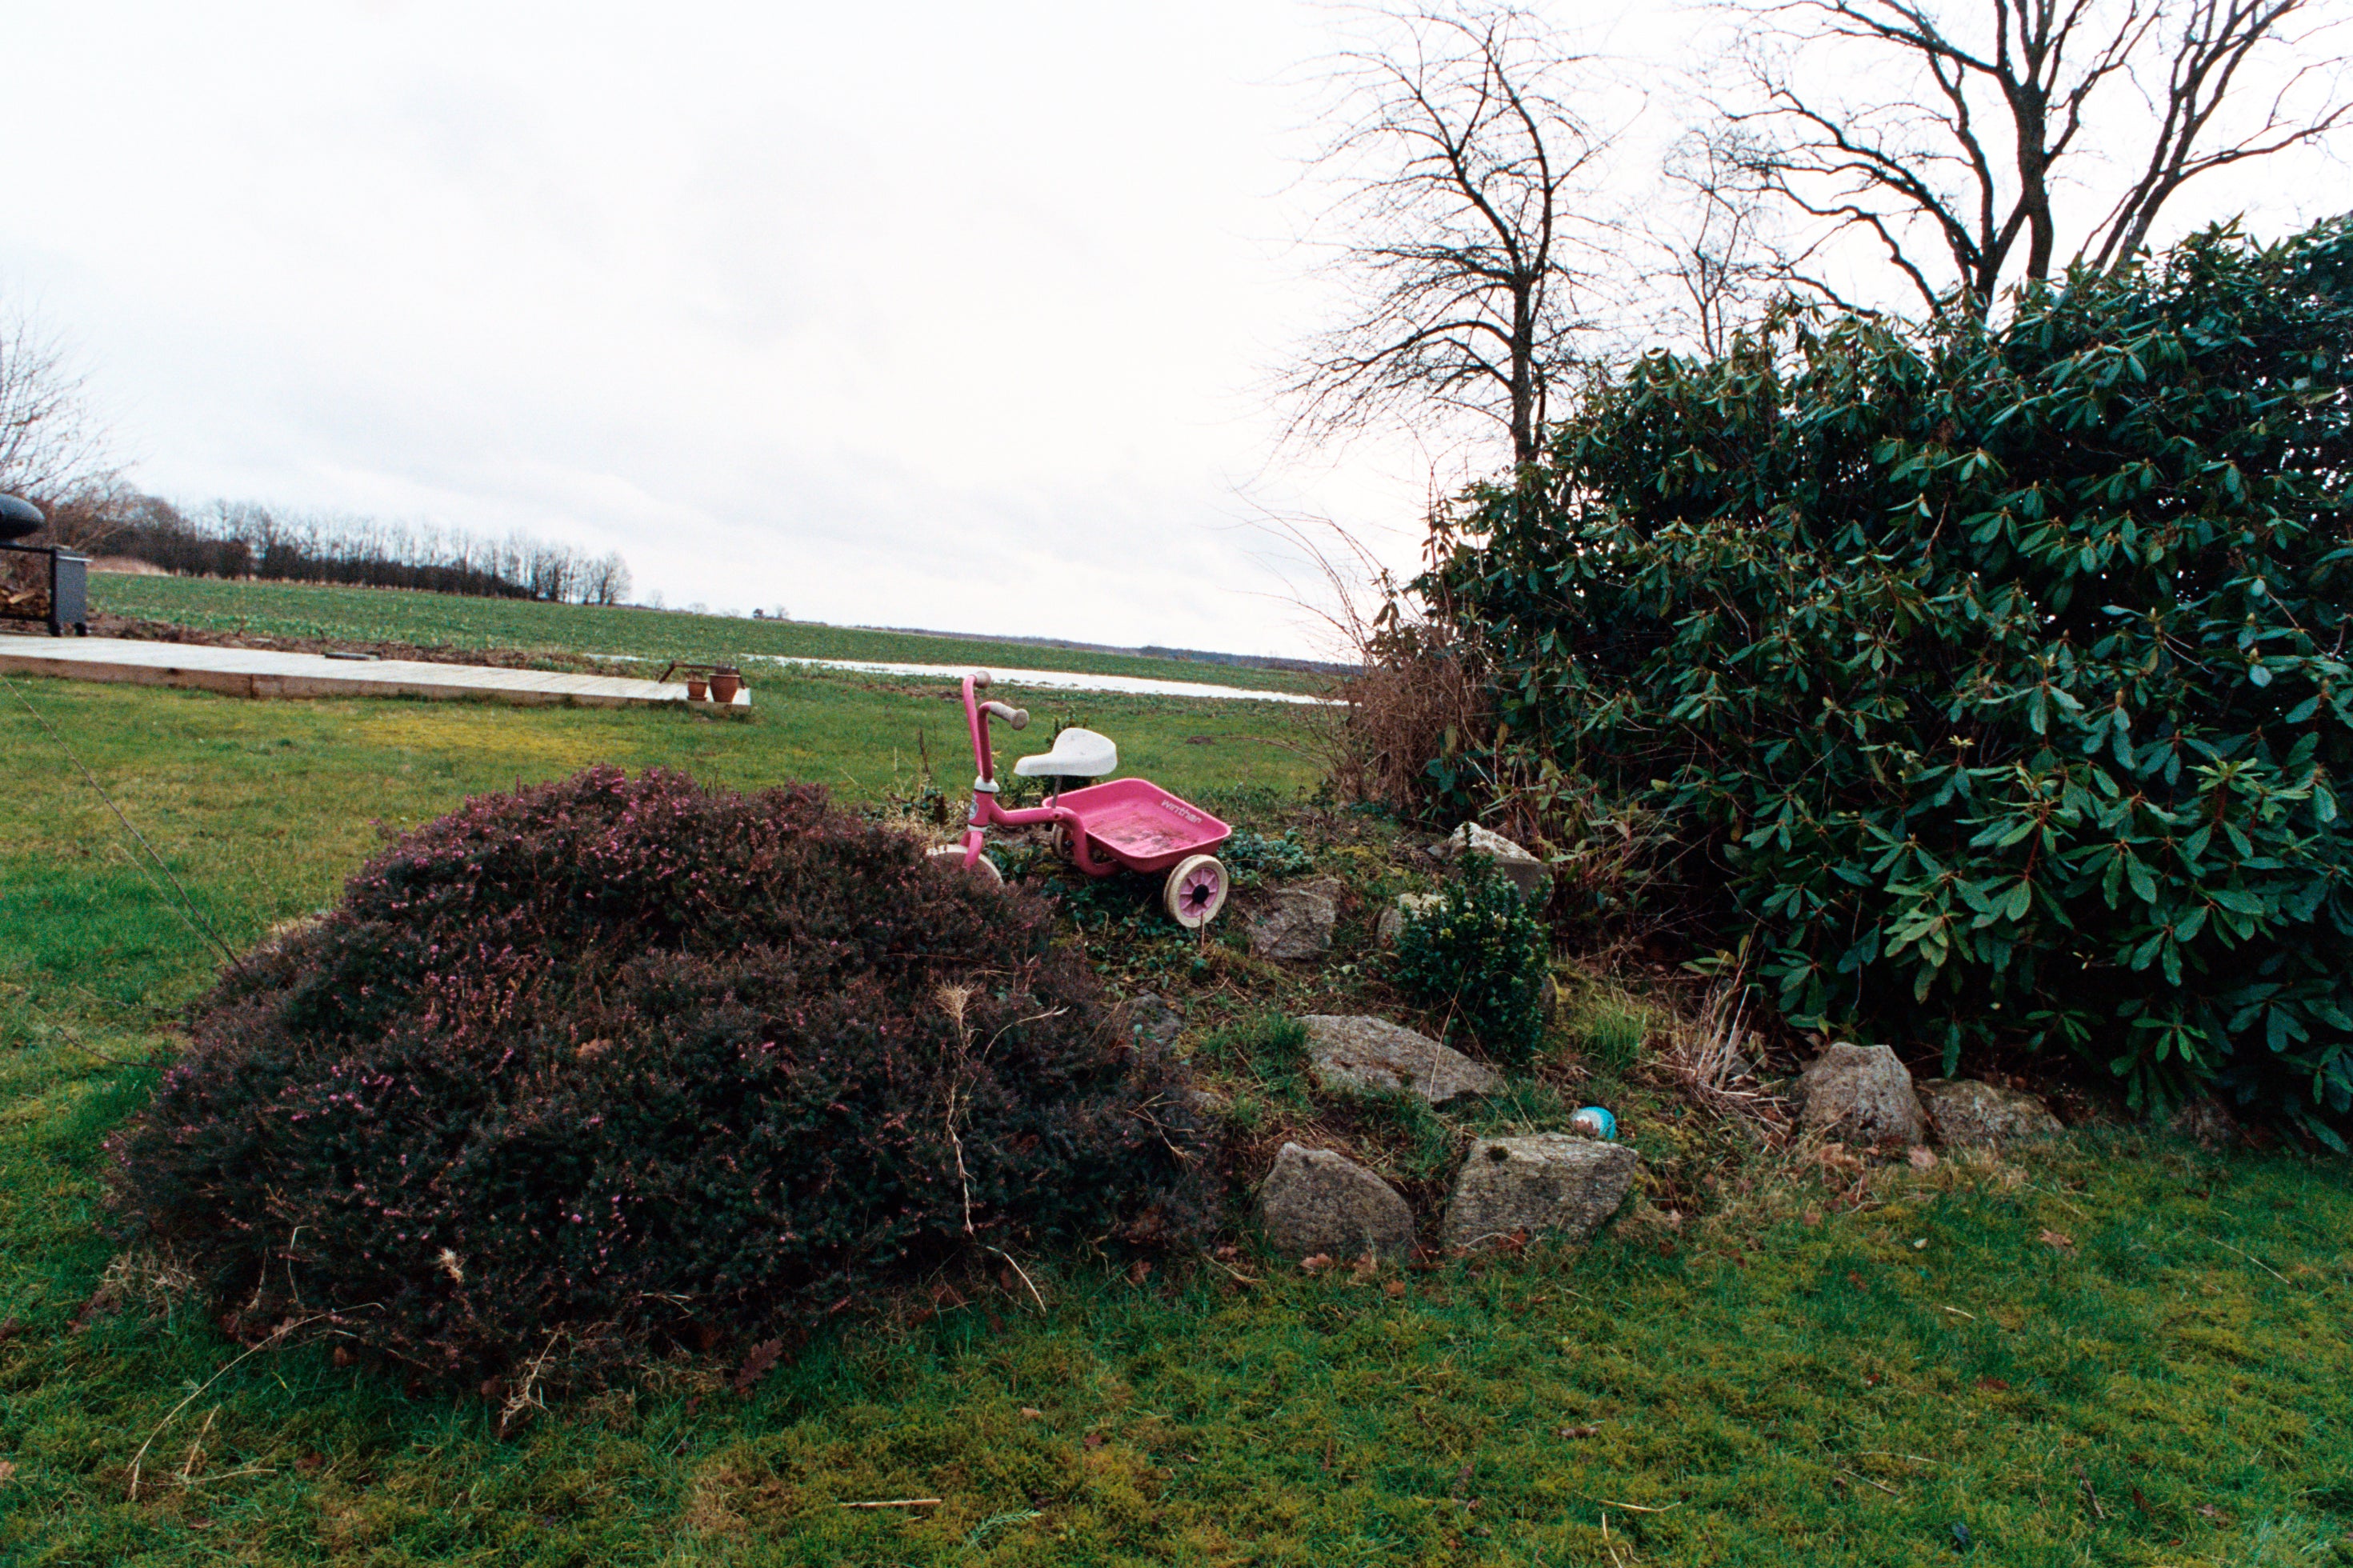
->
[0,1461,14,1485]
[1383,1279,1406,1298]
[1020,1406,1043,1420]
[1082,1432,1106,1450]
[1975,1375,2011,1392]
[1299,1254,1334,1274]
[2040,1229,2075,1250]
[733,1338,784,1395]
[1558,1424,1601,1439]
[1908,1146,1939,1171]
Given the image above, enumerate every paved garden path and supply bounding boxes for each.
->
[0,634,742,709]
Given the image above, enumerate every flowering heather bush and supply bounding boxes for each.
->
[111,766,1203,1385]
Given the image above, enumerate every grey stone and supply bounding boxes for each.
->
[1440,1134,1639,1251]
[1795,1042,1927,1146]
[1375,892,1443,946]
[1257,1142,1415,1261]
[1430,822,1551,902]
[2168,1096,2239,1150]
[1300,1014,1502,1106]
[1916,1078,2063,1149]
[1249,888,1336,960]
[1124,992,1183,1051]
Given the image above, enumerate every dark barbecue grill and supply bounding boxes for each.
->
[0,494,89,637]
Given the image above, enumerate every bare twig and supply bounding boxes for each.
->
[986,1246,1049,1314]
[838,1497,943,1510]
[129,1314,324,1499]
[2201,1232,2291,1285]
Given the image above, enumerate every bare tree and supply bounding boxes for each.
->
[0,298,113,504]
[1285,3,1618,466]
[1710,0,2352,312]
[1649,130,1790,354]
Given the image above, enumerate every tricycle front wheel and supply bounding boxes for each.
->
[1163,854,1229,929]
[927,845,1004,886]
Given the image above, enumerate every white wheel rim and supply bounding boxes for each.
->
[1167,857,1227,926]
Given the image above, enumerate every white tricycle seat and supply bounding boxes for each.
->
[1014,727,1118,778]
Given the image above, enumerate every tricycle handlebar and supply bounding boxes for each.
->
[982,701,1028,730]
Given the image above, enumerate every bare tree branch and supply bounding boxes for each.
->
[1705,0,2350,310]
[1281,2,1622,466]
[0,298,114,504]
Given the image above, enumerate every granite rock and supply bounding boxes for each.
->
[1440,1134,1639,1251]
[1375,892,1443,946]
[1250,888,1336,961]
[2168,1096,2240,1150]
[1916,1078,2063,1149]
[1124,992,1183,1051]
[1430,822,1550,902]
[1795,1042,1927,1146]
[1258,1142,1415,1261]
[1300,1014,1502,1106]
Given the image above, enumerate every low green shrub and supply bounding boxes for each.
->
[110,766,1204,1385]
[1392,853,1551,1063]
[1219,826,1317,888]
[1433,218,2353,1141]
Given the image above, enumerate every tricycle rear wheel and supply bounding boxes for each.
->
[1163,854,1229,929]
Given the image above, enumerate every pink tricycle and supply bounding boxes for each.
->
[927,670,1234,927]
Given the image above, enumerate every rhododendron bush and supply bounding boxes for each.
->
[1429,219,2353,1141]
[111,767,1202,1383]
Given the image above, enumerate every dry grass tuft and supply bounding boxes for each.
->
[1650,971,1792,1133]
[1323,623,1491,817]
[90,1247,199,1321]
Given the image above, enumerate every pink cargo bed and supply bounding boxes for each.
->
[1050,778,1231,872]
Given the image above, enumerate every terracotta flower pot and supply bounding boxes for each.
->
[686,676,709,702]
[710,669,742,703]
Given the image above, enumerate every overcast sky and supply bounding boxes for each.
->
[2,2,2341,657]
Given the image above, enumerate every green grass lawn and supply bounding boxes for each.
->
[2,667,2350,1565]
[83,575,1334,696]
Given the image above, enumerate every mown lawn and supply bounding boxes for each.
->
[83,575,1333,695]
[2,670,2350,1566]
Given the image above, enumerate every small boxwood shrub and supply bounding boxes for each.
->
[1392,853,1551,1063]
[111,766,1203,1385]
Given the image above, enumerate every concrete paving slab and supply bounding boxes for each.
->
[0,634,753,710]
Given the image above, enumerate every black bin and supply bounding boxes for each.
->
[0,544,91,636]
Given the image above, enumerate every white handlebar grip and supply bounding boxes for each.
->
[970,669,992,689]
[1007,706,1030,730]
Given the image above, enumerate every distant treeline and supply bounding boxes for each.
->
[857,622,1359,678]
[48,493,631,606]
